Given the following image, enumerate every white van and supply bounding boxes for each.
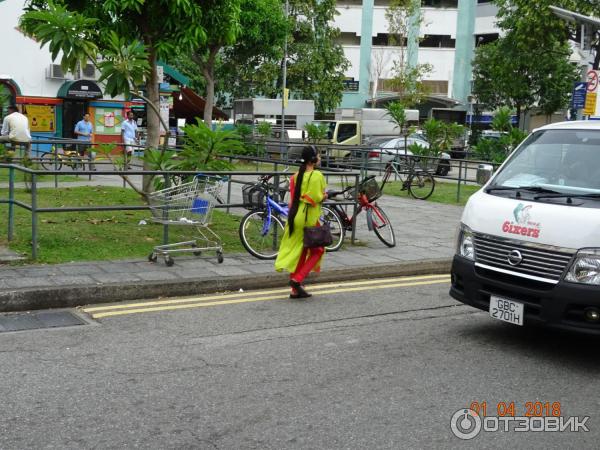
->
[450,121,600,333]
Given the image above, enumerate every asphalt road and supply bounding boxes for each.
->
[0,275,599,449]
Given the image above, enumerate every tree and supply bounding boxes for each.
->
[385,0,432,107]
[472,0,581,125]
[21,0,206,191]
[192,1,242,126]
[285,0,350,113]
[215,0,287,103]
[214,0,349,114]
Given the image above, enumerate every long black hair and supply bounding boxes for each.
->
[288,146,319,235]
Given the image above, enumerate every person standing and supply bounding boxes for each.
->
[74,113,95,170]
[121,110,138,164]
[275,146,328,298]
[0,105,32,154]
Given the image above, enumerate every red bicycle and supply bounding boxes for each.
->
[326,175,396,247]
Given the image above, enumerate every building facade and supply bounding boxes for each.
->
[335,0,499,112]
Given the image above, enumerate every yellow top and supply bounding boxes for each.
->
[274,169,327,273]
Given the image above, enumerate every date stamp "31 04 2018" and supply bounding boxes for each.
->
[450,402,590,440]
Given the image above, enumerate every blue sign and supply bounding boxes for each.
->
[572,82,587,109]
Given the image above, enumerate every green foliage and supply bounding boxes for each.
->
[471,108,528,163]
[255,121,273,138]
[216,0,286,104]
[385,0,432,106]
[216,0,348,113]
[177,120,245,171]
[385,102,408,134]
[235,124,254,141]
[143,148,180,189]
[472,0,580,119]
[97,32,150,98]
[304,123,329,144]
[420,119,465,154]
[0,85,13,117]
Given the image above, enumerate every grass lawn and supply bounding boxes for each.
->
[0,186,246,264]
[382,180,481,206]
[0,167,80,183]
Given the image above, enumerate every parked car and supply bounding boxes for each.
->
[366,136,452,176]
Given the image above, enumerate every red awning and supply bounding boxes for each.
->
[173,86,228,123]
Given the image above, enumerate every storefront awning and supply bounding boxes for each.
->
[174,86,229,122]
[57,80,103,100]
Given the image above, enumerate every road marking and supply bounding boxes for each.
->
[84,276,450,319]
[83,274,450,313]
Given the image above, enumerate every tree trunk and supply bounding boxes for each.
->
[144,47,160,192]
[202,47,219,127]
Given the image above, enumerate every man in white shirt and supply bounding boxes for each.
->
[0,105,31,145]
[121,111,138,163]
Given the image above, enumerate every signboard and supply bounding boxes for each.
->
[572,82,587,109]
[27,105,55,132]
[159,95,170,135]
[343,79,359,92]
[584,70,599,115]
[157,66,164,84]
[584,93,597,116]
[94,108,123,135]
[58,80,102,99]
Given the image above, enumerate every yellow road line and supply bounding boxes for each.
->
[89,278,450,319]
[83,274,450,313]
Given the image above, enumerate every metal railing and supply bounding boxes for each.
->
[0,164,361,260]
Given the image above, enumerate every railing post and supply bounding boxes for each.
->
[457,160,463,203]
[162,174,170,245]
[351,173,359,245]
[31,172,38,260]
[8,166,15,241]
[226,175,232,214]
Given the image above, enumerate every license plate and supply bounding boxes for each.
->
[489,296,524,326]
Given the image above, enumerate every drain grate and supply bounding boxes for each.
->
[0,310,87,332]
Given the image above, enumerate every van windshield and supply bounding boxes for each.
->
[490,129,600,194]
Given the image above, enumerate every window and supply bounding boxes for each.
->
[337,123,358,143]
[475,33,499,46]
[422,0,458,7]
[419,34,455,48]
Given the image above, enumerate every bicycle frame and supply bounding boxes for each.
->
[261,195,288,236]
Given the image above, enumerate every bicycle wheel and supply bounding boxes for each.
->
[239,210,285,260]
[321,206,345,252]
[408,170,435,200]
[40,153,62,171]
[371,205,396,247]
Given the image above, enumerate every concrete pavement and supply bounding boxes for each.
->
[0,171,465,311]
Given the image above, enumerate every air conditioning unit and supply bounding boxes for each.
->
[46,64,72,80]
[79,63,97,80]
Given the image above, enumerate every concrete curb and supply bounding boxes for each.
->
[0,258,452,312]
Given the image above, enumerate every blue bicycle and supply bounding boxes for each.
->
[239,175,345,259]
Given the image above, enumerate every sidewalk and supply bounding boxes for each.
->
[0,174,464,312]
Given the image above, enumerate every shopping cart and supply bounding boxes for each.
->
[147,175,225,266]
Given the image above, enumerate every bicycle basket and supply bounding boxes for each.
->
[242,183,267,210]
[359,177,381,202]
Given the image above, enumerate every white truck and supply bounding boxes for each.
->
[232,98,315,131]
[312,108,420,148]
[451,120,600,334]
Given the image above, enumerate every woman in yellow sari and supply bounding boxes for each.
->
[275,146,327,298]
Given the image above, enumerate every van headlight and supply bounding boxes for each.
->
[565,249,600,285]
[457,224,475,261]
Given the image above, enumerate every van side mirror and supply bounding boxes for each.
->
[476,164,494,185]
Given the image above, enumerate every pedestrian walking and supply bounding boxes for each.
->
[121,110,138,166]
[0,104,32,155]
[275,146,328,298]
[74,113,95,170]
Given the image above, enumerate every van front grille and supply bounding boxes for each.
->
[473,233,574,283]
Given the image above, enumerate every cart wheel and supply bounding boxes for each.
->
[191,243,202,256]
[148,252,157,263]
[217,252,224,264]
[165,256,175,267]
